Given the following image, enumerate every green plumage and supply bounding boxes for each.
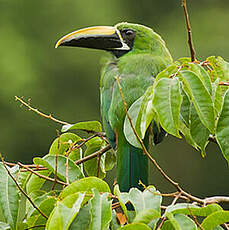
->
[56,22,173,192]
[100,23,172,191]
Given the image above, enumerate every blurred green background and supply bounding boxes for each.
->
[0,0,228,202]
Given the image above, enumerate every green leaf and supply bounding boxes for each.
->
[119,223,151,230]
[129,186,161,229]
[135,86,155,140]
[166,203,222,216]
[152,77,182,138]
[129,187,161,213]
[201,210,229,230]
[62,121,102,133]
[180,70,215,133]
[0,164,19,230]
[49,133,82,158]
[69,204,91,230]
[179,120,198,150]
[180,88,191,127]
[216,89,229,164]
[133,209,160,225]
[183,63,212,94]
[0,222,10,230]
[166,213,197,230]
[165,212,181,230]
[212,79,224,117]
[84,137,106,178]
[46,193,85,230]
[60,177,110,199]
[104,149,116,171]
[124,97,142,148]
[34,155,84,183]
[113,185,129,221]
[89,189,112,230]
[190,104,210,157]
[26,170,51,195]
[26,191,57,219]
[17,171,31,190]
[155,64,178,81]
[206,56,229,82]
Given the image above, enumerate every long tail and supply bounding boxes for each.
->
[117,132,148,192]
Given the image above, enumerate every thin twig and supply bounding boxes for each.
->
[181,0,196,61]
[15,96,69,125]
[188,206,204,230]
[18,162,67,186]
[0,155,48,219]
[75,145,111,165]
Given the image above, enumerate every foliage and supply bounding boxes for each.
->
[0,56,228,229]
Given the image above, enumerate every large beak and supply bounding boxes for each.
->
[55,26,130,51]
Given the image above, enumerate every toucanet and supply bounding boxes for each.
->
[55,22,172,192]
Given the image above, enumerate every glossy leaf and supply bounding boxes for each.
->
[135,86,155,140]
[46,193,85,230]
[26,170,51,195]
[26,191,57,219]
[212,79,224,117]
[179,120,198,150]
[0,164,19,230]
[84,137,106,178]
[216,89,229,164]
[165,213,197,230]
[49,133,82,158]
[155,64,178,81]
[180,88,191,127]
[133,209,160,225]
[113,185,129,221]
[152,77,182,137]
[180,70,215,133]
[89,189,112,230]
[190,104,210,157]
[166,203,222,216]
[60,177,110,199]
[201,210,229,230]
[207,56,229,82]
[34,155,84,183]
[69,204,91,230]
[124,97,142,148]
[62,121,102,133]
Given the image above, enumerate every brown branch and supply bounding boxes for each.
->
[18,162,67,186]
[75,144,111,165]
[15,96,69,125]
[0,156,48,219]
[182,0,196,61]
[203,196,229,204]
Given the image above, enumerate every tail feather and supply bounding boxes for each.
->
[117,133,148,192]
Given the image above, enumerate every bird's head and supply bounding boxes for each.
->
[55,22,170,58]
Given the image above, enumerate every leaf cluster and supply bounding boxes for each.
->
[124,56,229,162]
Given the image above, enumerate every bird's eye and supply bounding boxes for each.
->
[125,30,134,36]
